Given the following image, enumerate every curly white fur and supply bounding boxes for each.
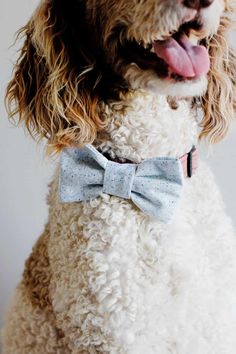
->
[3,91,236,354]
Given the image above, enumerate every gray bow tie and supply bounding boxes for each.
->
[60,145,184,223]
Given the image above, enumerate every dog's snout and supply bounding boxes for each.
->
[182,0,214,10]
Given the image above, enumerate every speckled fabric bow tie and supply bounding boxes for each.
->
[59,145,187,223]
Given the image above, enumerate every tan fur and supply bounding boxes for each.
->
[6,1,107,153]
[200,0,236,142]
[22,225,52,310]
[2,227,70,354]
[5,0,236,153]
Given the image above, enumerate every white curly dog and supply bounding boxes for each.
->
[2,0,236,353]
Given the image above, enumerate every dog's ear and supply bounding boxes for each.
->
[6,0,107,153]
[200,1,236,143]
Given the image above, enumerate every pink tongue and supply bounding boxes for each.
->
[153,34,210,78]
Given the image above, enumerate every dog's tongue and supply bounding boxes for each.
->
[153,34,210,78]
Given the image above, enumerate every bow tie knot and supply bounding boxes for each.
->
[60,145,184,223]
[103,161,136,199]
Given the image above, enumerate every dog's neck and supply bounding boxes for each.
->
[95,91,199,162]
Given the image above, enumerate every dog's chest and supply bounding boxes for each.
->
[49,141,236,353]
[49,92,236,352]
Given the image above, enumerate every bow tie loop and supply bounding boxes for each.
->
[103,161,137,199]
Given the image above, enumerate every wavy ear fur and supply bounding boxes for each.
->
[7,0,236,150]
[200,0,236,143]
[6,0,111,153]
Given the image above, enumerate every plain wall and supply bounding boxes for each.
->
[1,0,236,344]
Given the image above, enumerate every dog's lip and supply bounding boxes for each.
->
[142,17,209,80]
[147,14,204,43]
[123,16,209,82]
[152,32,210,79]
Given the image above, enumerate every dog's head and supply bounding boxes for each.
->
[6,0,236,152]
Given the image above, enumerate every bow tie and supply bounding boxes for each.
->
[59,145,198,223]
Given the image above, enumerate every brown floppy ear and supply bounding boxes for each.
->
[200,1,236,143]
[6,0,108,153]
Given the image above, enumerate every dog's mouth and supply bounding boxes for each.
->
[123,19,210,82]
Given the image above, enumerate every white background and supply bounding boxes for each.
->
[1,0,236,345]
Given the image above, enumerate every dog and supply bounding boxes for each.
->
[2,0,236,353]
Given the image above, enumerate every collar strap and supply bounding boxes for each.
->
[103,146,198,179]
[180,146,198,178]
